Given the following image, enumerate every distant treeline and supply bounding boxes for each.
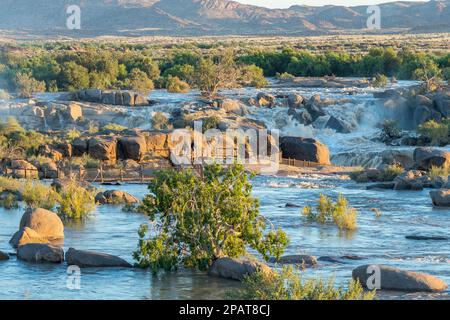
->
[0,43,449,97]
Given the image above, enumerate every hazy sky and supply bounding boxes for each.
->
[237,0,427,8]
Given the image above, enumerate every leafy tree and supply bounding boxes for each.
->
[151,112,170,130]
[193,50,241,99]
[15,72,46,98]
[126,68,154,93]
[240,64,268,88]
[134,164,288,272]
[59,61,90,91]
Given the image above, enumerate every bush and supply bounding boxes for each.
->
[15,72,46,98]
[380,164,404,181]
[418,119,449,146]
[57,182,96,220]
[126,68,154,93]
[275,72,295,79]
[428,164,450,180]
[302,194,358,231]
[230,266,375,300]
[66,129,81,141]
[241,65,268,88]
[166,75,190,93]
[380,120,402,141]
[0,176,22,192]
[70,154,100,169]
[0,89,10,99]
[151,112,169,130]
[21,180,60,210]
[0,193,19,209]
[102,123,127,132]
[372,74,388,87]
[134,164,288,272]
[202,116,220,132]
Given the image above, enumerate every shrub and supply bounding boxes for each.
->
[380,120,402,141]
[166,75,190,93]
[302,194,358,231]
[418,120,449,146]
[134,164,288,272]
[0,117,24,135]
[15,72,46,98]
[241,65,268,88]
[380,164,404,181]
[151,112,170,130]
[0,193,19,209]
[70,154,100,169]
[428,164,450,180]
[126,68,154,93]
[275,72,295,79]
[57,182,96,220]
[0,176,22,192]
[102,123,127,132]
[0,89,10,99]
[230,266,375,300]
[66,129,81,141]
[372,74,388,87]
[21,180,60,210]
[202,116,220,132]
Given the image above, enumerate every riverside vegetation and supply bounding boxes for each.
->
[1,44,449,99]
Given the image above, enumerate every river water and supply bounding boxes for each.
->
[0,80,449,299]
[0,176,449,300]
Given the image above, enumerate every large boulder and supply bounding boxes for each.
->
[381,149,414,169]
[122,91,135,106]
[256,92,276,108]
[84,89,102,102]
[10,227,49,248]
[117,136,148,161]
[95,190,140,205]
[413,147,450,171]
[101,92,116,105]
[37,145,63,162]
[430,189,450,207]
[280,137,331,165]
[134,94,149,106]
[64,103,82,122]
[208,257,272,281]
[287,93,304,108]
[65,248,132,268]
[88,136,117,164]
[17,243,64,263]
[10,208,64,248]
[393,170,427,191]
[325,116,352,133]
[352,264,448,292]
[413,105,441,127]
[434,94,450,118]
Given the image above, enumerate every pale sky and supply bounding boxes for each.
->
[237,0,427,9]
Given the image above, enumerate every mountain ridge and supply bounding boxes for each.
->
[0,0,448,36]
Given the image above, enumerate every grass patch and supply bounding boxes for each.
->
[230,266,375,300]
[428,164,450,179]
[21,180,60,210]
[302,194,358,231]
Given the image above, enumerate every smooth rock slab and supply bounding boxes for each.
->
[269,255,317,267]
[352,264,448,292]
[406,235,449,241]
[208,257,272,281]
[65,248,132,268]
[430,190,450,207]
[17,244,64,263]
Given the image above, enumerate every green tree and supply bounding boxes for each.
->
[126,68,154,93]
[59,61,90,91]
[15,72,46,98]
[134,164,288,272]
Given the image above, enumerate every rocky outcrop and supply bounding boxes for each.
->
[17,243,64,263]
[430,189,450,207]
[88,136,117,165]
[287,93,304,108]
[208,257,272,281]
[325,116,352,133]
[67,90,150,107]
[65,248,132,268]
[95,190,140,205]
[393,170,428,191]
[117,136,148,161]
[280,137,331,165]
[10,208,64,248]
[352,264,448,292]
[8,160,39,179]
[414,148,450,171]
